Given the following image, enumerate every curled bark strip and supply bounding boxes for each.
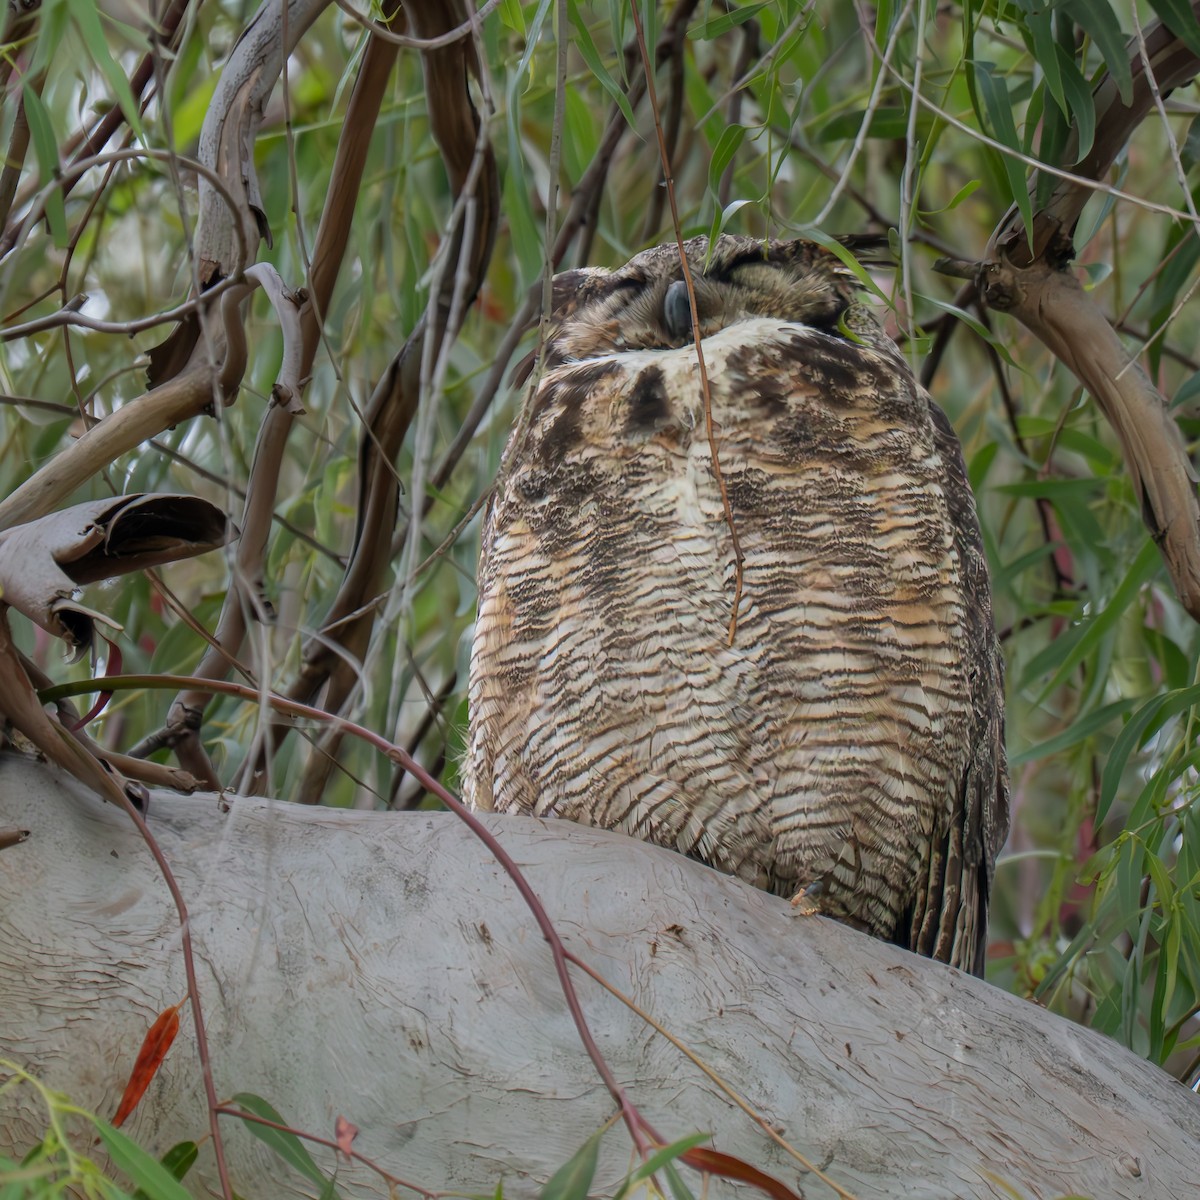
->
[0,493,231,662]
[193,0,333,283]
[217,263,307,410]
[970,251,1200,620]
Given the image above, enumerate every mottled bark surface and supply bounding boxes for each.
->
[1,753,1197,1199]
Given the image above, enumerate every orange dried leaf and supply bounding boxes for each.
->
[681,1147,802,1200]
[334,1114,359,1156]
[112,999,184,1127]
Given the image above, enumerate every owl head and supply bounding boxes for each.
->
[538,234,891,368]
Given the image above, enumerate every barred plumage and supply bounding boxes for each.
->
[463,235,1008,975]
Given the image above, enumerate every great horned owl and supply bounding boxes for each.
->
[463,235,1008,976]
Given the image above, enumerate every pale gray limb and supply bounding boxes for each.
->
[1,752,1196,1200]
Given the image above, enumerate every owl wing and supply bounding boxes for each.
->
[911,398,1009,974]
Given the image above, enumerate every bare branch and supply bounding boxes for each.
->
[974,254,1200,618]
[161,0,410,784]
[329,0,504,49]
[0,368,216,533]
[274,0,499,802]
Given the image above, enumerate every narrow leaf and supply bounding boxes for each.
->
[707,124,745,194]
[680,1147,801,1200]
[498,0,526,34]
[705,198,752,250]
[20,84,68,248]
[66,0,147,142]
[1008,699,1136,766]
[819,107,911,142]
[94,1121,193,1200]
[973,62,1034,244]
[1056,46,1096,162]
[1027,8,1066,118]
[614,1133,710,1199]
[1148,0,1200,60]
[568,0,636,131]
[690,2,766,39]
[541,1130,602,1200]
[231,1093,337,1194]
[1100,684,1200,821]
[1025,540,1160,701]
[134,1142,199,1198]
[112,1000,183,1128]
[1061,0,1133,105]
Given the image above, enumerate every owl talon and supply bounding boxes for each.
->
[790,882,823,917]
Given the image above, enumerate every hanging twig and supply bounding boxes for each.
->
[629,2,745,645]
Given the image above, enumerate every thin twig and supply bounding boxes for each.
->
[40,670,657,1158]
[565,950,860,1200]
[814,0,915,227]
[0,0,194,260]
[329,0,504,49]
[629,2,745,645]
[0,148,250,322]
[213,1106,438,1198]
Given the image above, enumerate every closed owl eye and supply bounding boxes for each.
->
[663,279,694,342]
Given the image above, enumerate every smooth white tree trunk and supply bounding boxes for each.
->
[1,751,1197,1199]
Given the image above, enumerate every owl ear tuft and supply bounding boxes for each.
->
[550,268,610,320]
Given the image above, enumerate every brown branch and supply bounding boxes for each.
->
[0,64,44,237]
[160,0,407,783]
[271,0,499,803]
[933,3,1200,622]
[973,253,1200,615]
[641,10,690,240]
